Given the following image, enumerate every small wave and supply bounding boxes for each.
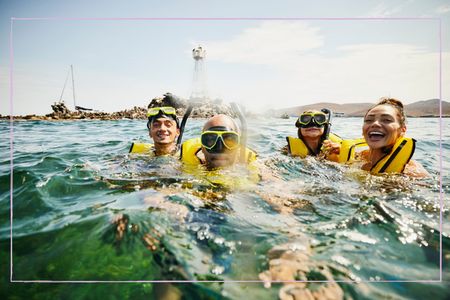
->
[336,230,377,244]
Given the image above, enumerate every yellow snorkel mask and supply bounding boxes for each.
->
[201,130,241,152]
[146,106,180,129]
[295,112,328,128]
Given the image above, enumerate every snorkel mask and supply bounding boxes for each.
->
[201,126,240,153]
[295,112,328,128]
[146,106,180,129]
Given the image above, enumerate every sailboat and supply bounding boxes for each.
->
[58,65,93,111]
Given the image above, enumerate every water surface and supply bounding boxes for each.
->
[1,117,448,299]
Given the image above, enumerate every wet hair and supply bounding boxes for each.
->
[366,97,406,127]
[148,111,180,128]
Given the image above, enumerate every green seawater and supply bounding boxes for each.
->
[1,117,449,299]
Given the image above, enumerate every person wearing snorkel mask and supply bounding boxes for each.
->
[180,114,258,175]
[199,114,242,169]
[147,106,180,156]
[129,106,181,156]
[285,110,341,161]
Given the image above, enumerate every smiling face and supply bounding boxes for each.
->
[299,126,324,140]
[149,117,179,146]
[363,105,406,150]
[297,110,326,145]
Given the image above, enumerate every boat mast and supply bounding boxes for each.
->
[71,64,77,108]
[58,68,70,103]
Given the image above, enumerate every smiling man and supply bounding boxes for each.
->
[180,114,257,170]
[147,106,180,156]
[199,114,242,169]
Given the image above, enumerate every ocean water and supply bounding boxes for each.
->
[1,117,449,299]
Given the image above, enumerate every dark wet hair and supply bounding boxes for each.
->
[366,97,406,127]
[148,111,180,128]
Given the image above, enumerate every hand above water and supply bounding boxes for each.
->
[321,139,341,162]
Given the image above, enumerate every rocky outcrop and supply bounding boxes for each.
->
[148,92,187,109]
[51,102,71,115]
[148,92,236,118]
[43,102,148,120]
[190,101,236,118]
[1,92,242,120]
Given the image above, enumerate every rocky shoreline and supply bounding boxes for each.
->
[1,93,238,121]
[3,94,446,121]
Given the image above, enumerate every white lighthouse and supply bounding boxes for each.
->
[190,46,208,102]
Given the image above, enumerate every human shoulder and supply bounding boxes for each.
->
[403,160,430,178]
[354,149,370,161]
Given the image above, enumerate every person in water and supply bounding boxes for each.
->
[116,106,182,266]
[181,114,257,170]
[123,114,256,235]
[285,109,341,161]
[129,106,180,156]
[359,98,429,177]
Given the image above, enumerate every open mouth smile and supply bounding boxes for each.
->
[156,132,170,138]
[368,131,385,141]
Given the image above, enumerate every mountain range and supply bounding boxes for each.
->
[272,99,450,117]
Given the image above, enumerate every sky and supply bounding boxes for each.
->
[0,0,449,115]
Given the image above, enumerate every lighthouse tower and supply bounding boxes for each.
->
[190,46,208,102]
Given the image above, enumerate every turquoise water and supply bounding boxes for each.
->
[1,117,449,299]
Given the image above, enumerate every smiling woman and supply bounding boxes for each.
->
[359,97,429,177]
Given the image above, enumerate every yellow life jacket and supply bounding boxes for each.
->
[180,137,260,187]
[129,142,155,156]
[180,137,257,165]
[370,137,415,174]
[337,138,367,163]
[129,142,179,157]
[286,133,342,158]
[339,137,416,174]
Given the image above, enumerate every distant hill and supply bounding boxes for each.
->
[404,99,450,117]
[272,99,450,117]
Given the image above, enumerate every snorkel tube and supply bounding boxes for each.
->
[176,104,194,148]
[319,108,333,151]
[320,108,332,141]
[231,102,247,163]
